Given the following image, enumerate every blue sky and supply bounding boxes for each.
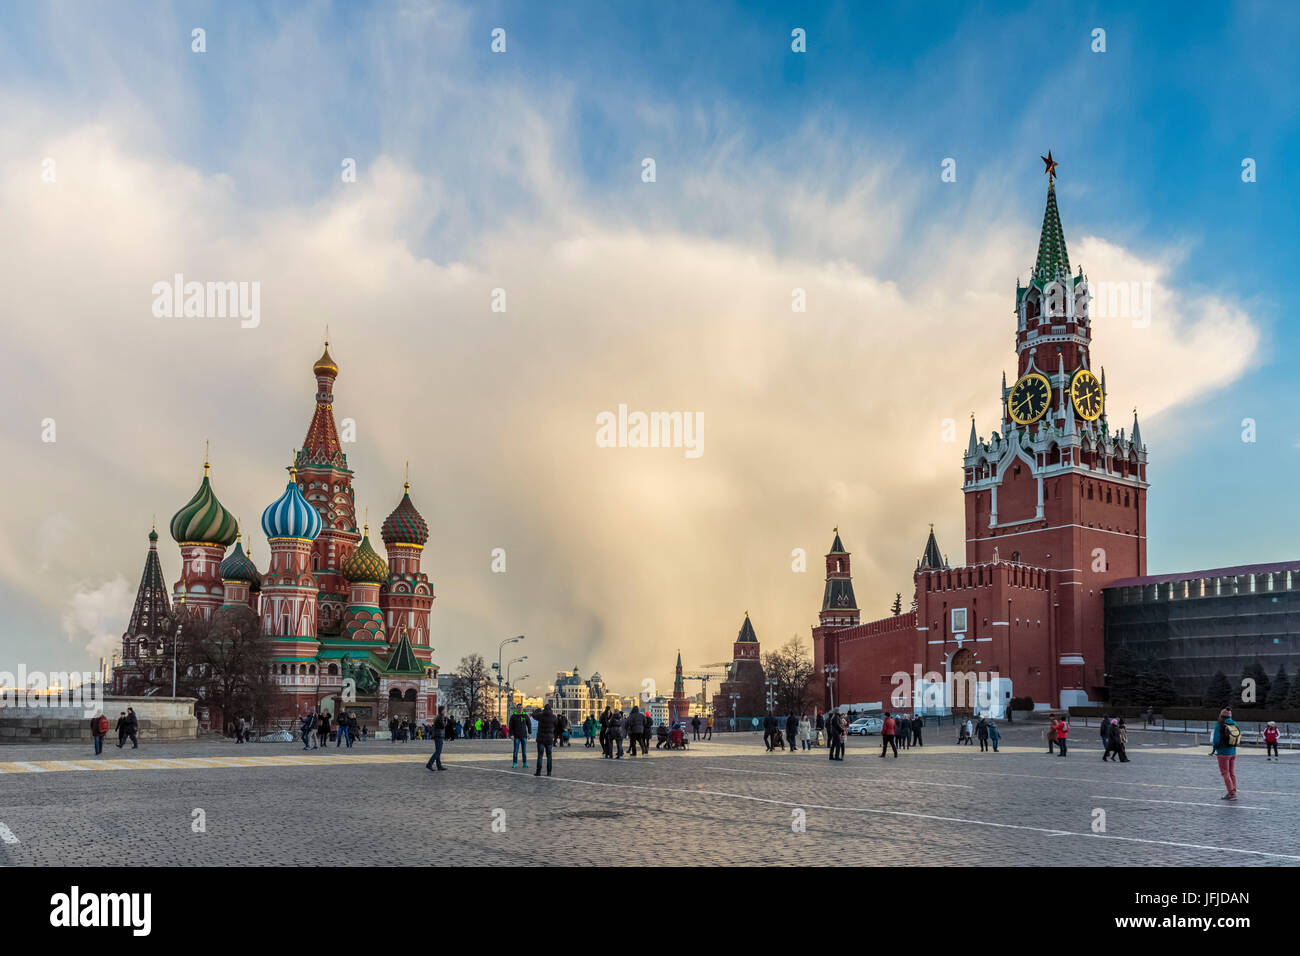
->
[1,0,1296,684]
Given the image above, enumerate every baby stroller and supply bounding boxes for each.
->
[669,726,686,749]
[770,728,785,750]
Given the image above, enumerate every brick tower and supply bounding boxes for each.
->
[379,474,435,663]
[962,155,1148,704]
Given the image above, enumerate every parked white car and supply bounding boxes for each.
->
[847,716,883,736]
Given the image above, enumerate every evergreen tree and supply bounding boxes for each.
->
[1267,666,1291,711]
[1288,668,1300,710]
[1144,659,1177,710]
[891,593,903,616]
[1205,671,1233,710]
[1107,646,1139,708]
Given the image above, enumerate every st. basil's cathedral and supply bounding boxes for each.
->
[113,343,438,730]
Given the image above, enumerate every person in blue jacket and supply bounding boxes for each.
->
[1210,707,1240,800]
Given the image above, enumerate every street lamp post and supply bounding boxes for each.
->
[496,635,524,725]
[505,656,526,720]
[823,664,839,716]
[729,693,739,731]
[173,584,186,698]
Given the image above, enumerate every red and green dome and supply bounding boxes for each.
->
[342,528,388,584]
[381,483,428,548]
[170,464,239,546]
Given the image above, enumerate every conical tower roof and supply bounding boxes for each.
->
[736,612,758,643]
[1033,180,1071,285]
[918,525,946,570]
[383,628,424,675]
[127,525,172,638]
[828,528,846,554]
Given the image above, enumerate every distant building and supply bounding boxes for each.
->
[712,613,766,723]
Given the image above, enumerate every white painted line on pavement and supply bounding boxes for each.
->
[905,766,1300,798]
[0,823,18,844]
[455,765,1300,862]
[11,762,46,772]
[1089,794,1271,810]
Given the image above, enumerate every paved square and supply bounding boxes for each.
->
[1,726,1296,866]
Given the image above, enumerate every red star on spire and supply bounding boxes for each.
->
[1041,150,1059,181]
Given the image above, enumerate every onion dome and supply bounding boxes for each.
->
[313,340,339,379]
[261,467,323,541]
[381,481,429,548]
[342,526,388,584]
[219,532,259,583]
[170,461,239,546]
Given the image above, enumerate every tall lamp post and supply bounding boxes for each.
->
[505,657,527,719]
[729,694,739,731]
[764,679,776,714]
[822,664,839,716]
[495,635,524,725]
[173,583,186,698]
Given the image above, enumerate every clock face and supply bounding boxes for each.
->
[1007,372,1051,425]
[1070,368,1104,421]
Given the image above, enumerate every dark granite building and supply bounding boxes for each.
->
[1103,560,1300,704]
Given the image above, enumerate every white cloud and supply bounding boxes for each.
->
[0,89,1262,692]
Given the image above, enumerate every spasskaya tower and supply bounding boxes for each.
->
[961,153,1148,704]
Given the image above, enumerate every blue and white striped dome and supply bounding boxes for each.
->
[261,470,323,541]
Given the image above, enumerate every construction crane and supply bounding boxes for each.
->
[682,664,730,714]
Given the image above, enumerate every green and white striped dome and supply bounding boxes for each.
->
[170,464,239,547]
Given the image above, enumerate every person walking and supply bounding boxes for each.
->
[963,718,974,746]
[600,706,612,757]
[1047,716,1058,754]
[1211,708,1240,800]
[533,704,557,776]
[1112,718,1129,762]
[626,706,646,757]
[1099,714,1112,761]
[763,712,776,751]
[426,706,448,772]
[785,712,799,755]
[798,714,812,751]
[911,714,923,747]
[1055,716,1069,756]
[300,710,316,750]
[976,717,989,752]
[815,712,825,747]
[317,711,330,748]
[611,710,625,758]
[692,715,701,741]
[347,713,358,747]
[988,719,1000,752]
[335,709,350,747]
[124,707,139,748]
[705,714,713,740]
[582,715,594,748]
[880,712,898,758]
[90,713,108,755]
[1265,721,1280,761]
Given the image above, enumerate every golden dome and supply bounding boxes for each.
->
[313,341,338,378]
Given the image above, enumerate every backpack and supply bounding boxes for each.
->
[95,715,109,735]
[1222,722,1241,748]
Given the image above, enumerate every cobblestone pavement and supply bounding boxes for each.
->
[1,728,1296,866]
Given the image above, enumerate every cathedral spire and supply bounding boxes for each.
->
[1131,408,1143,449]
[967,415,978,456]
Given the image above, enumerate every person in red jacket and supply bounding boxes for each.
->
[1265,721,1280,761]
[1055,717,1069,757]
[1047,717,1058,754]
[880,712,898,759]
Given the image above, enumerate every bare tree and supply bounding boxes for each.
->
[450,653,495,722]
[762,636,817,715]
